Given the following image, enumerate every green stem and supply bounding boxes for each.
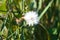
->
[38,0,53,20]
[22,0,24,12]
[40,23,50,40]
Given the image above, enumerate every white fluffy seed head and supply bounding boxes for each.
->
[24,11,39,26]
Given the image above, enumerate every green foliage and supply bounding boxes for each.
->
[0,0,60,40]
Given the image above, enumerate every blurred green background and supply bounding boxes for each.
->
[0,0,60,40]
